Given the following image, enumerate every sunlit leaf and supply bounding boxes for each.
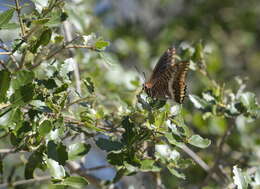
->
[0,22,19,29]
[167,166,185,179]
[0,9,15,27]
[39,120,53,137]
[239,92,257,108]
[189,94,208,110]
[83,77,95,94]
[62,176,89,188]
[95,39,110,50]
[68,143,90,160]
[187,135,211,148]
[140,159,161,172]
[233,166,250,189]
[46,158,66,179]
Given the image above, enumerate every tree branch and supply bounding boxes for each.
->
[202,118,236,186]
[0,45,19,68]
[0,52,12,55]
[181,144,210,172]
[0,176,50,188]
[15,0,26,37]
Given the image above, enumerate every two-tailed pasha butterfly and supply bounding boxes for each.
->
[143,47,189,104]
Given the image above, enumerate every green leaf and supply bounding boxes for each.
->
[96,138,123,152]
[95,40,110,50]
[137,94,151,111]
[68,143,91,160]
[38,79,57,89]
[32,18,50,25]
[121,116,135,146]
[0,70,11,102]
[30,28,52,53]
[39,120,53,137]
[59,58,74,82]
[192,41,204,62]
[60,12,68,22]
[20,83,35,102]
[189,94,209,110]
[47,141,68,165]
[0,22,19,30]
[12,70,35,89]
[140,159,161,172]
[25,151,44,179]
[39,28,52,46]
[165,133,184,148]
[233,166,250,189]
[154,111,167,127]
[107,151,124,166]
[202,91,216,103]
[239,92,257,108]
[0,9,15,27]
[167,166,186,179]
[187,135,211,148]
[172,115,191,137]
[46,158,66,179]
[254,167,260,185]
[83,122,106,132]
[150,99,166,109]
[10,83,35,106]
[17,121,31,136]
[83,77,95,94]
[54,35,64,43]
[62,176,89,188]
[54,83,68,94]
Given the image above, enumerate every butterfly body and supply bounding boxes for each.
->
[144,48,189,104]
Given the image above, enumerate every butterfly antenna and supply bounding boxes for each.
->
[134,66,145,82]
[142,71,146,81]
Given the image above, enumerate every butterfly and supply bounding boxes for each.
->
[143,47,190,104]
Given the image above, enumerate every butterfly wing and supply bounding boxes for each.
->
[145,65,174,99]
[169,61,190,103]
[144,47,189,103]
[149,47,177,80]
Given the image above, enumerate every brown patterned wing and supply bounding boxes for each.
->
[144,66,174,99]
[144,47,189,103]
[149,47,177,80]
[144,61,189,103]
[170,61,190,103]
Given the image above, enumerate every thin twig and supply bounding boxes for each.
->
[86,165,112,171]
[0,52,12,55]
[15,0,26,37]
[0,45,19,68]
[0,149,16,153]
[66,45,96,50]
[0,176,50,188]
[66,96,93,108]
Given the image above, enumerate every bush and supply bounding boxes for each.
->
[0,0,259,188]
